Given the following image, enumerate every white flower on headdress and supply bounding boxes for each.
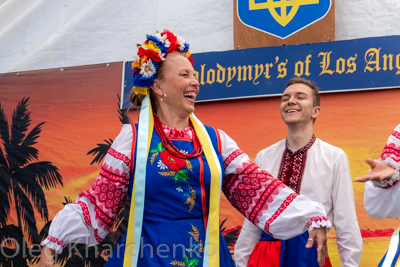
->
[154,33,171,48]
[132,54,140,63]
[177,36,187,51]
[158,51,166,61]
[162,34,171,48]
[140,59,156,78]
[154,33,165,42]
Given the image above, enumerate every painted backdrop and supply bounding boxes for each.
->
[0,62,399,266]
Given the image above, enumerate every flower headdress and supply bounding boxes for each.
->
[131,29,194,96]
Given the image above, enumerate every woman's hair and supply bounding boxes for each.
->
[128,30,194,109]
[129,88,151,107]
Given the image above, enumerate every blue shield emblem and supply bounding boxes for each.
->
[237,0,332,39]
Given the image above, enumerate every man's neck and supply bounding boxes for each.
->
[286,123,314,151]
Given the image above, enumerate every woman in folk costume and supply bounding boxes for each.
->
[40,30,331,267]
[354,123,400,266]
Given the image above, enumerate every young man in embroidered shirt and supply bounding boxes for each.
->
[234,77,362,267]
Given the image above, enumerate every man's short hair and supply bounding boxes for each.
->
[286,77,320,107]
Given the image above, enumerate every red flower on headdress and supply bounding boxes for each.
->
[159,150,186,171]
[188,55,195,66]
[163,30,179,52]
[138,47,163,62]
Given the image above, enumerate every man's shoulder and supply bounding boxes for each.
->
[314,138,346,156]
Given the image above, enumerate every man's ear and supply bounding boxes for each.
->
[312,106,321,119]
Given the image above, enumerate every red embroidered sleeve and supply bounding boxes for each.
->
[378,127,400,188]
[381,128,400,162]
[80,153,130,230]
[79,124,136,232]
[77,201,103,243]
[222,157,286,224]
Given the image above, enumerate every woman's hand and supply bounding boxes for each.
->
[354,158,396,183]
[306,227,327,267]
[39,246,55,267]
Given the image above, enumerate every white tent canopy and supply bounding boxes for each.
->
[1,0,400,73]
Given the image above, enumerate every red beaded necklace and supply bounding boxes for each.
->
[154,115,203,159]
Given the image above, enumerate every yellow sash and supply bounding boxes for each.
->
[190,113,222,266]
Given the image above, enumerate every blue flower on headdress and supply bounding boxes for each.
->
[181,43,190,52]
[147,35,169,53]
[132,74,156,88]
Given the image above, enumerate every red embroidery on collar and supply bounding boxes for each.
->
[278,135,316,193]
[161,124,192,138]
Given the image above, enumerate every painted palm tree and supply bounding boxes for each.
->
[87,95,130,165]
[0,224,31,266]
[219,218,242,255]
[0,97,63,245]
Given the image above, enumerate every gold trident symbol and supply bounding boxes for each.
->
[249,0,319,27]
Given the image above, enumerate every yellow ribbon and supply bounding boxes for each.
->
[123,95,153,267]
[190,114,222,266]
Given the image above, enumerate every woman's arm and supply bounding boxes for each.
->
[218,129,331,266]
[40,124,135,258]
[355,124,400,219]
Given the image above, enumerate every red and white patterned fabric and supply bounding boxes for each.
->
[364,123,400,219]
[42,124,135,253]
[162,124,193,138]
[278,135,315,193]
[42,125,331,254]
[235,137,362,267]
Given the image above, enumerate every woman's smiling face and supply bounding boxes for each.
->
[154,52,200,119]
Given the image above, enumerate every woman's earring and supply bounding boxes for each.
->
[160,93,167,102]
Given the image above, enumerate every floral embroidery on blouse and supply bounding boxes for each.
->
[149,141,197,212]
